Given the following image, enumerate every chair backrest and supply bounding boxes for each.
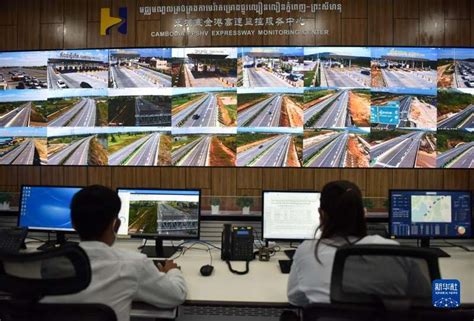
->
[303,302,474,321]
[330,245,440,309]
[302,245,474,321]
[0,244,117,321]
[0,244,91,299]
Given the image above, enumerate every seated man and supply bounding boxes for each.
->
[43,185,187,321]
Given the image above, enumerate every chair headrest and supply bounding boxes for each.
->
[330,244,440,309]
[0,244,91,299]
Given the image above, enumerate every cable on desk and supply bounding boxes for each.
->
[175,240,221,250]
[443,240,474,252]
[137,238,147,250]
[253,229,265,249]
[25,237,46,243]
[172,241,214,266]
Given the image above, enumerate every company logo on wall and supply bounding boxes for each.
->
[100,7,128,36]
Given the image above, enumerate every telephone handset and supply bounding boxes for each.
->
[221,224,255,274]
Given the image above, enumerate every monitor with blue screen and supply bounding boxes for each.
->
[18,185,81,232]
[117,188,201,257]
[389,190,472,239]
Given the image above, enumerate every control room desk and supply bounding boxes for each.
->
[114,241,474,306]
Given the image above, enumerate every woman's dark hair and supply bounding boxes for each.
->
[314,180,367,263]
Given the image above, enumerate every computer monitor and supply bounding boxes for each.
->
[18,185,81,248]
[389,189,472,249]
[263,191,321,242]
[117,188,201,257]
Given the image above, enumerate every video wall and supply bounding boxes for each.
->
[0,47,472,168]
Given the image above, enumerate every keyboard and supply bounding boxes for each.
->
[0,227,27,253]
[278,259,293,274]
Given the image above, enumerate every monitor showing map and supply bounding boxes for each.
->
[389,190,472,238]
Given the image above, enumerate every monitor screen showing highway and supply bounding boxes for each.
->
[0,47,473,168]
[117,189,200,238]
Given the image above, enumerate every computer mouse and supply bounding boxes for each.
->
[200,264,214,276]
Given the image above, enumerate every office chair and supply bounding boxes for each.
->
[0,244,117,321]
[303,245,474,321]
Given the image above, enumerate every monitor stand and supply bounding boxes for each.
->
[141,238,178,258]
[37,232,76,251]
[284,249,296,259]
[420,238,450,258]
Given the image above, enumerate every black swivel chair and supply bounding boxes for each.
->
[0,244,117,321]
[303,245,474,321]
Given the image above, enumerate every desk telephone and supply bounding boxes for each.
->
[221,224,254,274]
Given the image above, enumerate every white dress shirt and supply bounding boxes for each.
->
[287,235,399,306]
[43,241,187,321]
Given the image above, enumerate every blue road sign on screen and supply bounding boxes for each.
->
[370,104,400,125]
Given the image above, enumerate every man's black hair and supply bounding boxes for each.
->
[70,185,121,240]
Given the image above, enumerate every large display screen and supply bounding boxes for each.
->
[0,47,472,168]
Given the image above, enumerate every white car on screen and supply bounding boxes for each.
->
[57,80,67,88]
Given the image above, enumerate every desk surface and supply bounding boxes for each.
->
[114,240,474,306]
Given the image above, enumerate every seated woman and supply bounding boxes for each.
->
[287,180,398,306]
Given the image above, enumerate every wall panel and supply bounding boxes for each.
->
[64,0,88,49]
[262,169,288,190]
[444,20,471,46]
[394,0,419,19]
[87,167,112,186]
[186,168,211,189]
[394,19,420,45]
[16,167,41,187]
[111,167,161,189]
[368,0,393,45]
[87,22,112,48]
[88,0,111,22]
[392,170,418,189]
[136,20,162,47]
[417,170,443,189]
[472,3,474,45]
[160,168,186,188]
[0,0,18,26]
[444,0,471,20]
[315,0,342,45]
[236,168,262,189]
[41,0,64,24]
[342,19,368,45]
[63,167,88,186]
[341,0,367,19]
[40,167,64,185]
[366,169,392,197]
[419,0,444,46]
[0,0,472,200]
[287,169,314,190]
[211,168,236,195]
[314,169,341,191]
[40,24,64,49]
[0,26,18,51]
[0,167,19,191]
[443,170,470,190]
[340,169,367,194]
[17,0,41,50]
